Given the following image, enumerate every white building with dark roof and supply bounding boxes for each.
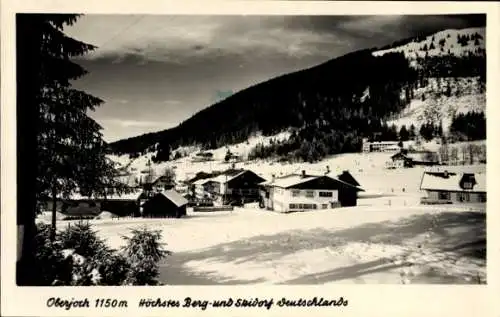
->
[260,170,364,213]
[420,171,486,204]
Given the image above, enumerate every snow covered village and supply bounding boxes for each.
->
[16,13,487,286]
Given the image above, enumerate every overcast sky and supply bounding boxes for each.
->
[64,14,485,142]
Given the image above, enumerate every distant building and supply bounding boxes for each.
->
[387,151,414,168]
[210,169,266,205]
[387,150,440,168]
[193,178,218,200]
[188,169,266,205]
[141,190,188,218]
[420,171,486,204]
[151,175,176,192]
[191,152,214,162]
[259,170,364,213]
[174,183,189,196]
[362,139,400,153]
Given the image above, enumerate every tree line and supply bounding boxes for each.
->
[449,111,486,141]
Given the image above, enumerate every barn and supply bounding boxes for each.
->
[141,190,188,218]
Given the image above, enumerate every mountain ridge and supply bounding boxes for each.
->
[107,27,485,163]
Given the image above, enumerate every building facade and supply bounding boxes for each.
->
[191,169,265,206]
[260,171,363,213]
[362,139,400,153]
[420,171,486,204]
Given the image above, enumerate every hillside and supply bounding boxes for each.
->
[108,27,485,164]
[374,28,485,132]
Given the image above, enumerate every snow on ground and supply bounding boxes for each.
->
[42,161,486,285]
[99,133,487,285]
[109,136,486,196]
[49,199,485,285]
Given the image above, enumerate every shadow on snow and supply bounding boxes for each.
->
[158,211,485,285]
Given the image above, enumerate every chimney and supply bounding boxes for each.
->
[271,174,276,183]
[301,170,306,178]
[325,166,330,175]
[443,170,449,178]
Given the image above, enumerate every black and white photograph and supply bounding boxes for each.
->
[12,10,489,289]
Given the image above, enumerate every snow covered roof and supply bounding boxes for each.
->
[420,172,486,193]
[64,191,142,201]
[263,173,363,191]
[193,178,213,185]
[160,190,189,207]
[223,170,251,182]
[205,170,254,184]
[209,175,229,183]
[270,175,318,188]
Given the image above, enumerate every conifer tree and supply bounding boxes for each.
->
[399,125,410,141]
[16,14,127,285]
[409,124,416,140]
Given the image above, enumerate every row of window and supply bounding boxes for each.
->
[289,203,331,210]
[291,190,333,198]
[437,191,487,202]
[289,203,317,210]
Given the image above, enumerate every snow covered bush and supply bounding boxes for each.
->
[59,221,109,258]
[97,253,131,286]
[122,227,171,285]
[32,222,169,286]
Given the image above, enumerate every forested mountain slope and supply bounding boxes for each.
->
[108,27,485,163]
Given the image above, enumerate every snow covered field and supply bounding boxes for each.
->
[42,149,486,285]
[43,193,486,285]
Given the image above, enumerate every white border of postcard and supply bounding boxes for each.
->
[2,1,500,316]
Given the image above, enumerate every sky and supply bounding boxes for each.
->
[64,14,485,142]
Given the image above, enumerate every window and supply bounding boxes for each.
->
[464,192,470,202]
[319,191,333,197]
[292,190,300,197]
[438,191,451,200]
[457,192,470,202]
[305,191,314,198]
[478,193,487,202]
[463,182,473,189]
[322,204,328,209]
